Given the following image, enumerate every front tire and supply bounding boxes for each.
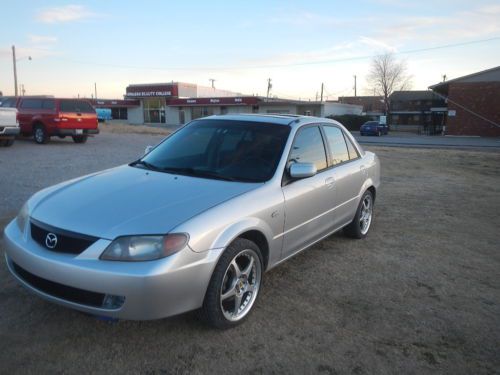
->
[199,238,263,329]
[344,190,374,239]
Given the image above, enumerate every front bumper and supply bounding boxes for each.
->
[3,220,222,320]
[0,126,20,137]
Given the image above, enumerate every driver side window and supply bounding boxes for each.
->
[289,126,327,171]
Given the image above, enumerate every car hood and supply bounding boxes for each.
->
[31,165,260,239]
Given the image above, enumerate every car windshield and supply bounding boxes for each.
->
[364,121,378,126]
[135,119,291,182]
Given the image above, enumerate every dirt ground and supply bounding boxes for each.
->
[0,136,499,374]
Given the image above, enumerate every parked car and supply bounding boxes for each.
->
[15,97,99,144]
[4,114,380,328]
[0,98,20,147]
[360,121,389,136]
[96,108,112,122]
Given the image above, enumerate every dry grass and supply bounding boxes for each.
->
[98,121,172,136]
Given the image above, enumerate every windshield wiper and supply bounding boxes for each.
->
[130,160,162,171]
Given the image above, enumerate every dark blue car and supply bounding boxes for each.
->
[360,121,389,136]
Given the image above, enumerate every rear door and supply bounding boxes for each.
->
[322,125,366,226]
[58,100,97,130]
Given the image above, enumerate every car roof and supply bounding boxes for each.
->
[203,113,337,127]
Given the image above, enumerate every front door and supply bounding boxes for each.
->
[281,126,336,259]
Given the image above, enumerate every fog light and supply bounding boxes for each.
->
[102,294,125,309]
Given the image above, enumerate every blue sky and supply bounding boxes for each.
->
[1,0,500,99]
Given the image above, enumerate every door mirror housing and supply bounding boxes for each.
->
[144,145,154,155]
[289,162,317,179]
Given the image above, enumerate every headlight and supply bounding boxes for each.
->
[100,234,188,261]
[16,202,29,233]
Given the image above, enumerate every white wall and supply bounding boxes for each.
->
[127,103,144,124]
[322,102,363,116]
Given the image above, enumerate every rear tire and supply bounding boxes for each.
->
[344,190,374,239]
[34,125,49,144]
[72,135,88,143]
[199,238,263,329]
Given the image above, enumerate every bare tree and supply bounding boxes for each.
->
[367,53,412,114]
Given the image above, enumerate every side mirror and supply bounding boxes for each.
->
[289,162,317,179]
[144,145,154,155]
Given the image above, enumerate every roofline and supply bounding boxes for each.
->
[429,65,500,89]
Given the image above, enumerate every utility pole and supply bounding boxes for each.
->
[354,75,357,97]
[320,82,324,102]
[209,78,216,89]
[442,74,447,82]
[21,84,25,96]
[12,45,18,96]
[94,83,97,100]
[266,78,272,100]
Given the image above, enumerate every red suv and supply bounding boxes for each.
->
[15,97,99,144]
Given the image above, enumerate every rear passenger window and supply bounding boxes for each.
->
[60,100,95,113]
[344,134,360,160]
[323,126,350,165]
[42,99,56,110]
[20,99,42,109]
[289,126,327,171]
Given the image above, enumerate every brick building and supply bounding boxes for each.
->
[429,66,500,137]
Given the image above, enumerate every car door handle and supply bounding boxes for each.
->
[325,177,335,188]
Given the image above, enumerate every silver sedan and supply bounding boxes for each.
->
[4,114,380,328]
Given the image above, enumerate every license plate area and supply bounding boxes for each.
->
[75,129,83,135]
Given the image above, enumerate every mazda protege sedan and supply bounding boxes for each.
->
[4,114,380,328]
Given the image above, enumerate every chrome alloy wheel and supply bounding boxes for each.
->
[359,194,373,235]
[220,249,262,322]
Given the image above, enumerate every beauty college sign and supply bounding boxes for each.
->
[125,84,178,98]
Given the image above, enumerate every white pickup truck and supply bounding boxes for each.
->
[0,98,19,147]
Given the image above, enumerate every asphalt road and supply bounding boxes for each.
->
[0,133,499,374]
[353,131,500,150]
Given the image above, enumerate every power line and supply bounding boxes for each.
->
[29,36,500,73]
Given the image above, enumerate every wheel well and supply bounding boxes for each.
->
[33,121,45,130]
[367,186,376,202]
[238,230,269,270]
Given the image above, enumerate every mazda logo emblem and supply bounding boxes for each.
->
[45,233,58,249]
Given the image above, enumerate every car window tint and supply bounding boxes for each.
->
[323,126,350,165]
[289,126,327,171]
[42,99,56,110]
[343,133,359,160]
[20,99,42,109]
[60,100,95,113]
[142,120,291,183]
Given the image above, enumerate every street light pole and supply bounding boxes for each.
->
[12,45,18,97]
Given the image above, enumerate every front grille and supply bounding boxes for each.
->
[12,262,105,308]
[30,219,98,254]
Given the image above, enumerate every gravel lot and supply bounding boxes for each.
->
[0,132,499,374]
